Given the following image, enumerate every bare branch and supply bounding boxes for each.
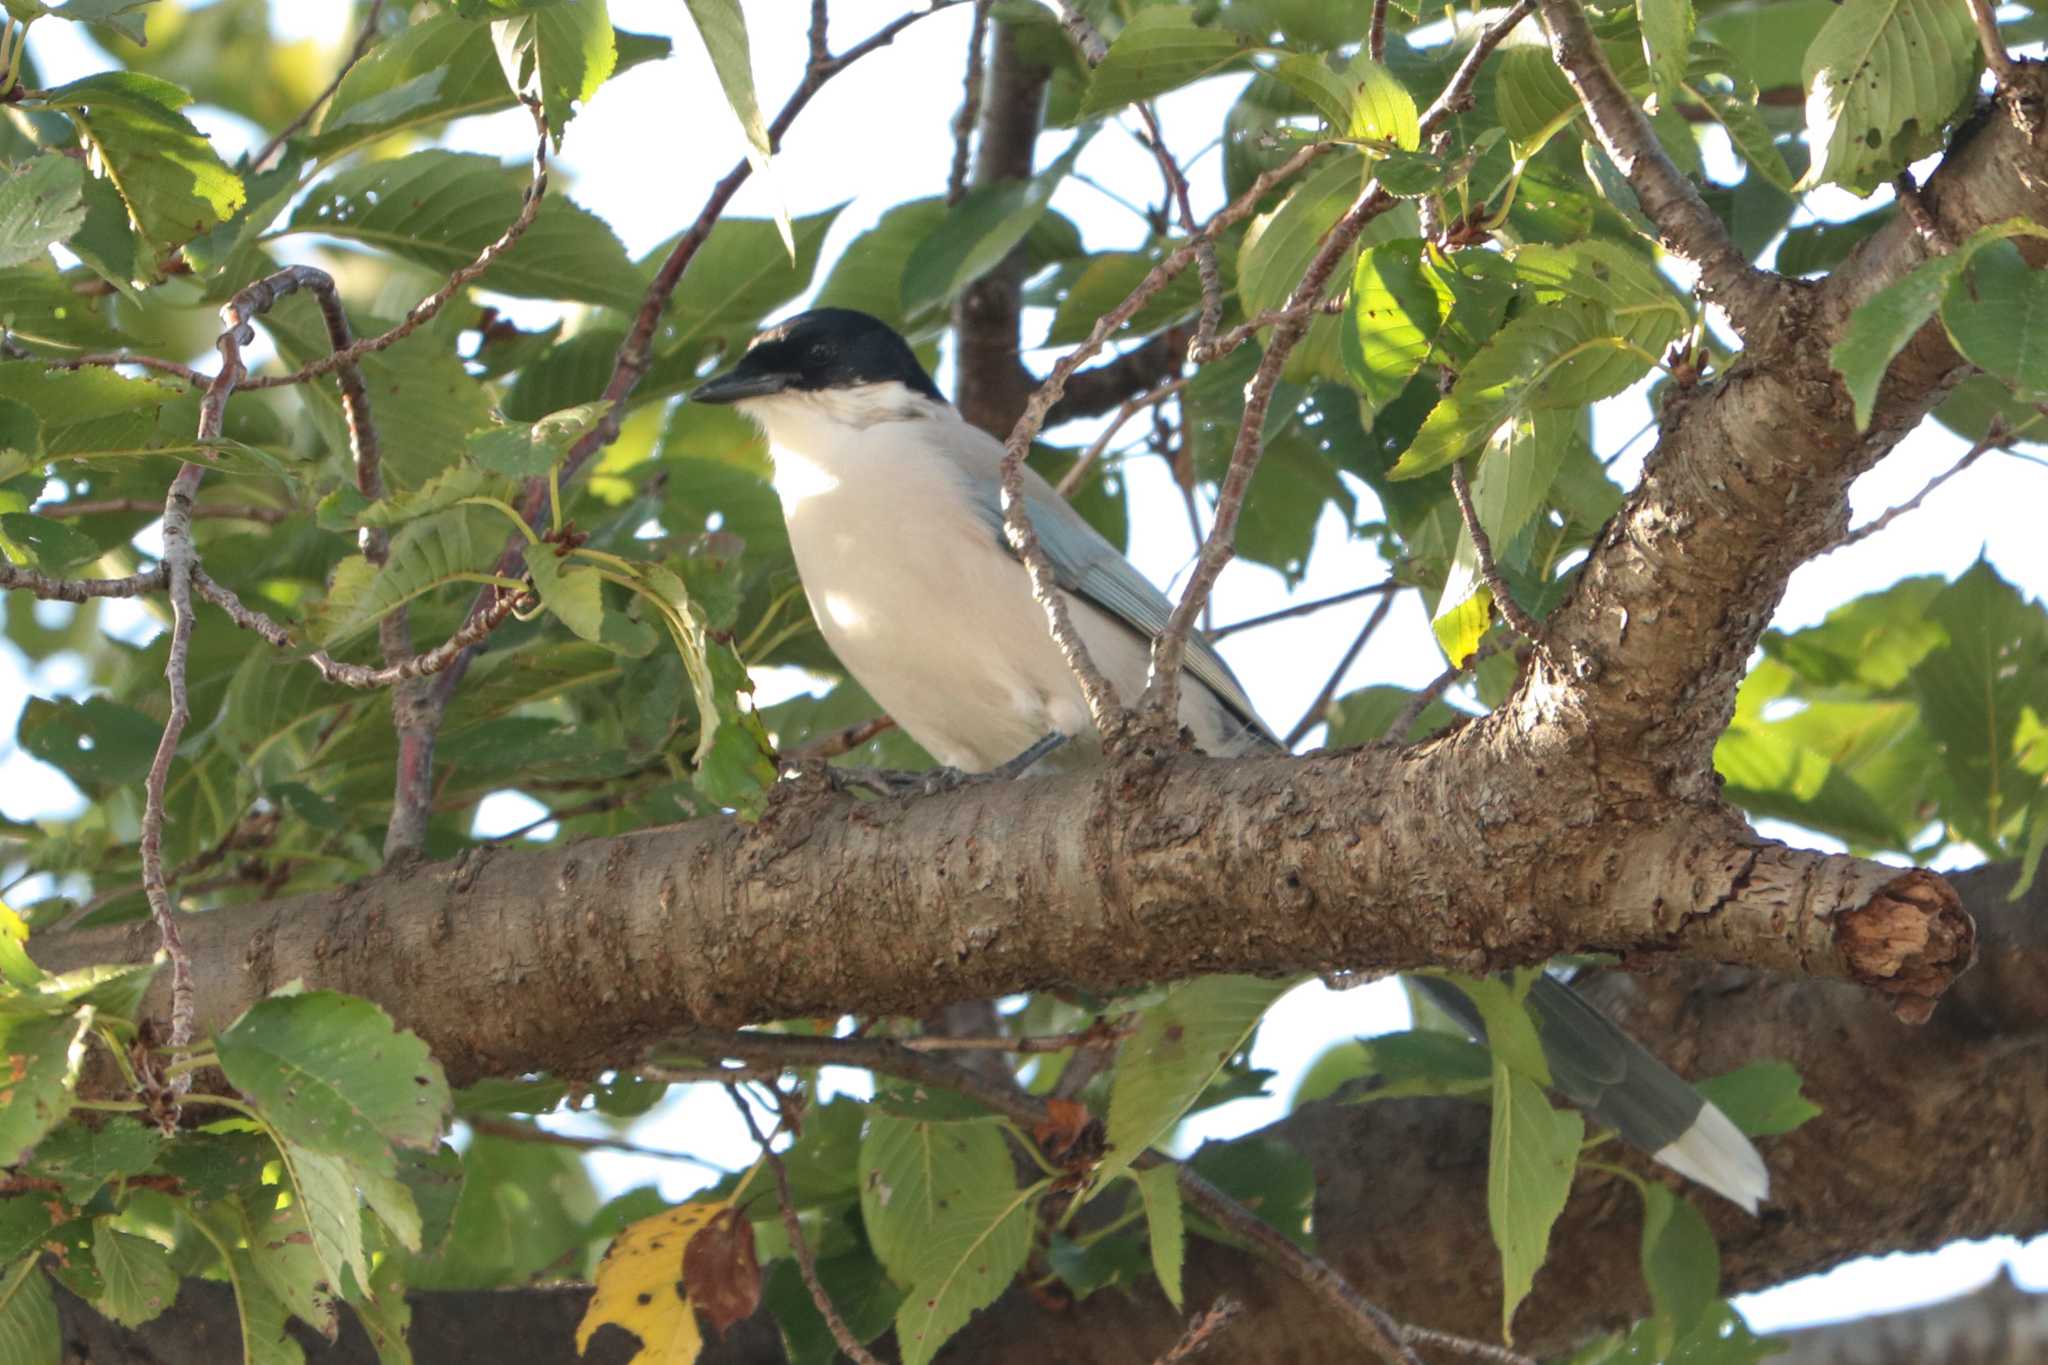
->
[249,0,386,172]
[1385,639,1501,744]
[465,1114,725,1172]
[1284,589,1397,747]
[1045,0,1108,63]
[726,1085,888,1365]
[49,352,208,386]
[1965,0,2018,85]
[1210,581,1399,640]
[0,561,166,600]
[1449,459,1549,646]
[1152,1299,1243,1364]
[1534,0,1782,325]
[33,497,287,524]
[1136,102,1221,355]
[785,714,899,761]
[947,0,992,204]
[1055,374,1189,497]
[240,100,551,391]
[1833,423,2003,551]
[1369,0,1390,63]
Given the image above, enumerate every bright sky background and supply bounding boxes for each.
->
[5,0,2047,1340]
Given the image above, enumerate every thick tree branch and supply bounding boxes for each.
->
[49,865,2042,1365]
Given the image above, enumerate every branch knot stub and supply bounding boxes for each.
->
[1835,870,1976,1024]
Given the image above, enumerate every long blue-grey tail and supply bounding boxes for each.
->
[1413,972,1769,1212]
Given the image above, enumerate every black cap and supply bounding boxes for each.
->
[689,308,944,405]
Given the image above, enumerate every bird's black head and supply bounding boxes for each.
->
[689,308,943,406]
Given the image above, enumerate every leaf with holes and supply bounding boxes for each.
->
[0,157,88,269]
[894,1180,1043,1365]
[1800,0,1979,196]
[39,73,246,258]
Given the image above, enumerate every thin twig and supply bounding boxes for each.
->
[786,714,899,761]
[1834,425,2003,550]
[996,142,1332,740]
[899,1021,1133,1053]
[1533,0,1779,326]
[1153,1299,1243,1364]
[1385,638,1503,744]
[1449,460,1548,646]
[1399,1324,1539,1365]
[1369,0,1390,62]
[33,497,288,524]
[1284,590,1398,747]
[465,1115,725,1173]
[1056,376,1189,497]
[249,0,386,172]
[1892,170,1954,253]
[482,791,630,844]
[1210,581,1399,640]
[240,100,551,391]
[49,352,208,386]
[725,1084,887,1365]
[1135,102,1221,358]
[0,562,166,600]
[947,0,992,205]
[1964,0,2018,85]
[1046,0,1109,62]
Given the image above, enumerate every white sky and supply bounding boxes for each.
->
[4,0,2046,1338]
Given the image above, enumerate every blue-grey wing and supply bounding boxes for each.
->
[970,479,1276,745]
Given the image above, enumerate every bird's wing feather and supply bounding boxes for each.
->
[964,470,1274,743]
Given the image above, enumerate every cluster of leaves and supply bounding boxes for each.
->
[0,0,2043,1360]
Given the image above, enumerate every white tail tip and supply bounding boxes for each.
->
[1652,1102,1770,1213]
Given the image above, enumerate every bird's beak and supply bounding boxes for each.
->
[690,369,792,404]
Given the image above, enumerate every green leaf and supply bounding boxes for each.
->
[233,1185,340,1340]
[681,0,790,255]
[288,151,641,310]
[1044,248,1204,348]
[1909,560,2048,852]
[0,513,106,572]
[1800,0,1980,196]
[0,157,88,268]
[16,695,160,792]
[1131,1164,1185,1311]
[857,1112,1014,1289]
[1098,975,1294,1195]
[644,203,843,374]
[894,1180,1042,1365]
[316,511,491,647]
[42,0,156,43]
[39,73,246,257]
[215,989,452,1175]
[491,0,616,146]
[764,1250,902,1365]
[1391,299,1634,478]
[901,137,1087,313]
[92,1228,178,1329]
[24,1116,162,1201]
[0,1261,57,1365]
[1681,76,1793,194]
[0,1008,94,1164]
[1079,8,1261,117]
[1187,1136,1316,1250]
[1638,0,1694,103]
[466,402,610,477]
[1637,1182,1720,1353]
[1693,1061,1820,1137]
[524,551,607,643]
[1268,51,1419,150]
[812,197,950,334]
[1941,240,2048,402]
[1487,1062,1583,1341]
[1322,685,1464,747]
[1830,251,1971,431]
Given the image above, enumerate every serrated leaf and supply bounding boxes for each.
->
[1682,77,1793,194]
[1941,240,2048,402]
[1636,1181,1720,1353]
[858,1112,1013,1288]
[92,1229,178,1329]
[491,0,616,146]
[1488,1062,1583,1341]
[39,73,246,257]
[24,1117,161,1201]
[1097,975,1293,1195]
[1131,1165,1184,1311]
[681,0,789,255]
[1080,8,1261,117]
[215,990,452,1175]
[1693,1061,1820,1137]
[577,1201,720,1365]
[1392,298,1636,478]
[466,402,610,477]
[813,196,950,334]
[0,1260,58,1365]
[894,1181,1041,1365]
[0,513,105,572]
[288,151,641,309]
[1800,0,1980,196]
[317,511,490,647]
[0,1008,94,1164]
[1268,51,1419,150]
[0,157,88,268]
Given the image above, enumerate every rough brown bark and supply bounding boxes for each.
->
[50,865,2047,1364]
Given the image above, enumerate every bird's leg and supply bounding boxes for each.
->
[815,732,1069,800]
[989,730,1068,779]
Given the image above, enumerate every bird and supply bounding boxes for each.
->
[690,306,1769,1213]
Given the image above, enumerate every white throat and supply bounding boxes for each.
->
[735,381,959,507]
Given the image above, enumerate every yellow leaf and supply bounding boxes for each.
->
[576,1200,724,1364]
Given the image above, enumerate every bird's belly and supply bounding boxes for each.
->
[784,494,1082,771]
